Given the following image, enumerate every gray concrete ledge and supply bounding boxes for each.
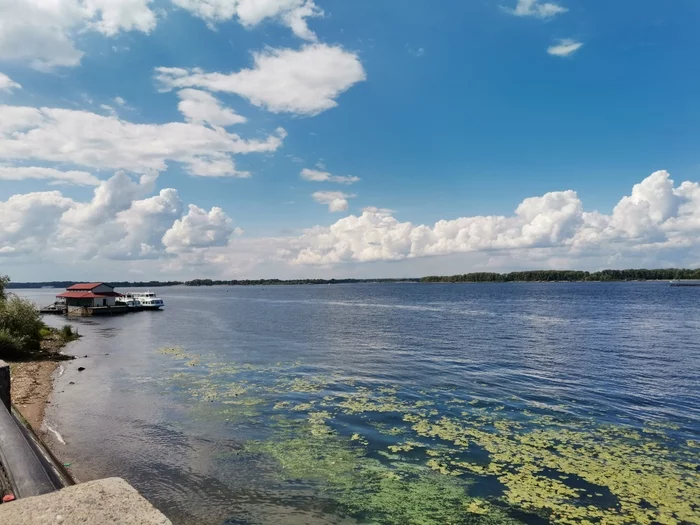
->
[0,360,10,411]
[0,477,172,524]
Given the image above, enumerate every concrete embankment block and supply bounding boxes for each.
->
[0,477,172,524]
[0,360,10,411]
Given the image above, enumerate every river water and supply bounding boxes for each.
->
[17,283,700,525]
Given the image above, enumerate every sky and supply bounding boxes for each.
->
[1,0,700,281]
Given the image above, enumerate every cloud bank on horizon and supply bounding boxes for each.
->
[0,0,698,280]
[2,169,699,278]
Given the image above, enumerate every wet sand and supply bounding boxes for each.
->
[9,332,77,435]
[10,360,60,433]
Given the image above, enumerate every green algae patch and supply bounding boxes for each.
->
[370,423,407,436]
[159,346,191,359]
[335,389,412,415]
[290,401,316,412]
[403,413,700,525]
[388,441,425,453]
[247,419,524,525]
[283,376,330,393]
[159,356,700,525]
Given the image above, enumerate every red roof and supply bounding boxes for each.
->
[57,291,122,298]
[66,282,111,291]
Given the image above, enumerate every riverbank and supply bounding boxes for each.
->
[9,328,78,433]
[10,360,59,432]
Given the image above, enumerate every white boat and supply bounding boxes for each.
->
[115,295,139,309]
[131,290,165,310]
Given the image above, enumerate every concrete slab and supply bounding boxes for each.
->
[0,477,172,524]
[0,360,10,411]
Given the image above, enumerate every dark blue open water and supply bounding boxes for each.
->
[17,283,700,525]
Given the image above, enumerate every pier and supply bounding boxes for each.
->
[42,283,163,316]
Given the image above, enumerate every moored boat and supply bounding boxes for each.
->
[131,291,165,310]
[39,302,66,314]
[115,294,140,309]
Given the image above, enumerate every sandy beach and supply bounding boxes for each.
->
[8,332,77,435]
[10,360,59,432]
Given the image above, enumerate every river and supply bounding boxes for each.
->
[16,283,700,524]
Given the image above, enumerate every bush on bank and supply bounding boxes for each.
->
[0,275,48,359]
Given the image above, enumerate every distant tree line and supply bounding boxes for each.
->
[7,269,700,289]
[420,269,700,283]
[183,278,420,286]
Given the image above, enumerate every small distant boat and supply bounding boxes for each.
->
[130,290,165,310]
[670,280,700,287]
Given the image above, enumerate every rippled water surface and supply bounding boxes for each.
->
[18,283,700,524]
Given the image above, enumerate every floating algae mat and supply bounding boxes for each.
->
[158,347,700,525]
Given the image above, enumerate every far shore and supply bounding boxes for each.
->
[7,268,700,289]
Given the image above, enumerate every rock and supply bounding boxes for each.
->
[77,367,85,372]
[69,382,75,385]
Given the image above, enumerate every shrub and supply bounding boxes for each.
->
[0,329,28,360]
[0,295,44,358]
[60,324,78,341]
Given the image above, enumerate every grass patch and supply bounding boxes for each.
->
[59,324,80,342]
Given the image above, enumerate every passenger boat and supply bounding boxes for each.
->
[115,295,140,309]
[131,291,165,310]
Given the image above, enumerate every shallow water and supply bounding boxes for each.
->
[17,283,700,524]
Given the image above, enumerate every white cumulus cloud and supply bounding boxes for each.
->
[109,188,185,259]
[171,0,323,40]
[155,44,367,116]
[0,103,285,177]
[2,170,699,278]
[362,206,395,217]
[163,204,235,252]
[0,0,157,71]
[301,168,360,184]
[0,72,21,92]
[506,0,568,19]
[290,171,700,266]
[0,166,100,186]
[312,191,355,213]
[547,39,584,57]
[0,191,76,256]
[0,171,239,264]
[177,88,247,127]
[84,0,157,36]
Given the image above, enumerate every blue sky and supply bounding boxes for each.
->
[1,0,699,281]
